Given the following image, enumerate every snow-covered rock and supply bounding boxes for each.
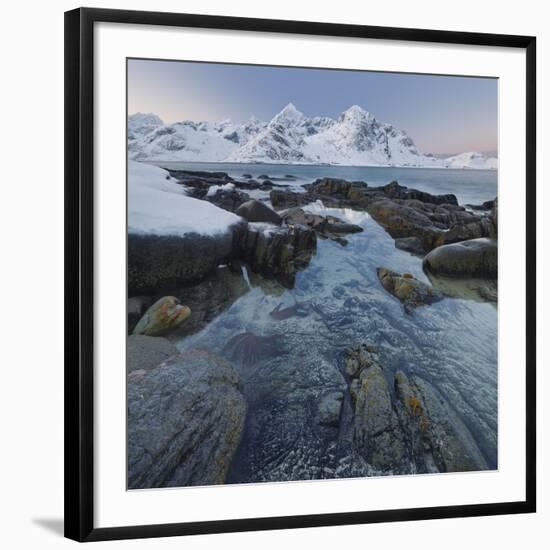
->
[128,160,241,236]
[128,105,497,170]
[128,160,246,292]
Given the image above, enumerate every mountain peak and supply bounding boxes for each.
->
[270,103,305,126]
[128,112,164,126]
[127,109,496,169]
[340,105,373,122]
[281,102,300,113]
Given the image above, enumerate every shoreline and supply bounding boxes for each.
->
[127,163,499,488]
[138,158,498,173]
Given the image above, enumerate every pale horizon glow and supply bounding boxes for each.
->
[128,58,498,155]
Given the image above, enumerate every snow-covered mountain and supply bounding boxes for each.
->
[128,104,497,169]
[440,151,498,170]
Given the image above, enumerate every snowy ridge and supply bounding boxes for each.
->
[128,104,497,170]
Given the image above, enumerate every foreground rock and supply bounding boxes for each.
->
[237,223,317,288]
[128,349,246,489]
[346,346,406,472]
[133,296,191,336]
[377,267,443,313]
[236,199,282,224]
[345,345,488,474]
[127,334,178,373]
[282,207,363,245]
[128,223,244,293]
[128,295,153,333]
[423,238,497,279]
[394,370,488,473]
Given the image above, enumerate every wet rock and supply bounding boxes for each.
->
[225,343,348,484]
[308,177,369,198]
[237,223,317,288]
[367,199,444,252]
[128,349,246,488]
[151,266,250,339]
[128,295,153,333]
[206,187,250,213]
[395,371,488,473]
[345,346,406,473]
[236,199,282,224]
[133,296,191,336]
[344,345,489,475]
[466,199,494,211]
[394,236,426,256]
[377,267,443,313]
[167,168,233,182]
[283,207,363,245]
[270,177,491,254]
[425,273,498,303]
[441,218,496,245]
[128,223,245,293]
[491,196,498,234]
[318,391,344,427]
[223,331,284,367]
[423,238,497,279]
[127,334,178,373]
[270,189,312,209]
[381,180,458,205]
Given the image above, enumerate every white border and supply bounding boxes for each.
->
[94,22,526,528]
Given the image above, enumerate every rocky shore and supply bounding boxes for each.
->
[127,162,498,488]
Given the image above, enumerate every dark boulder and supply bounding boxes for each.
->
[270,189,312,209]
[128,349,246,489]
[236,199,282,224]
[237,223,317,288]
[382,180,458,205]
[368,199,444,252]
[423,238,497,279]
[491,196,498,234]
[128,223,245,294]
[167,168,233,182]
[206,188,250,213]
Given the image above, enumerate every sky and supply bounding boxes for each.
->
[128,58,497,155]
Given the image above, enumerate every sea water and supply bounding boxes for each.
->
[155,162,498,481]
[153,161,497,206]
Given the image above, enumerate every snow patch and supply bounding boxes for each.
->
[128,160,241,236]
[206,182,235,197]
[302,200,370,225]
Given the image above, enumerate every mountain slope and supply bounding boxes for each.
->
[128,105,497,169]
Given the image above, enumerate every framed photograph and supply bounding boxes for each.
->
[65,7,536,542]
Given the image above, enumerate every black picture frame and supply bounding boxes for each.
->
[64,7,537,542]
